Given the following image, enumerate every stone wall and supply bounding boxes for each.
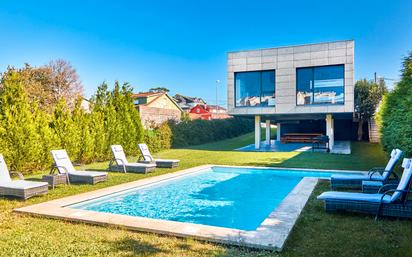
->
[138,105,181,128]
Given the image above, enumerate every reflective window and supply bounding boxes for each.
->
[297,65,344,105]
[235,70,275,107]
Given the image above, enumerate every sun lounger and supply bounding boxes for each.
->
[50,150,108,184]
[318,158,412,219]
[0,154,48,199]
[330,149,402,189]
[109,145,156,173]
[138,143,180,168]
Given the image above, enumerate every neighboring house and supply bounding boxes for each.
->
[227,40,355,150]
[132,92,183,127]
[206,105,231,119]
[189,104,231,120]
[173,94,207,112]
[188,104,212,120]
[80,97,91,113]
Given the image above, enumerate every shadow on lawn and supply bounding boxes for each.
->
[107,236,169,256]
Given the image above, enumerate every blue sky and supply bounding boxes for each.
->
[0,1,411,106]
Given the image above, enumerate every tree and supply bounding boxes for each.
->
[72,97,94,162]
[0,69,41,171]
[149,87,169,93]
[51,99,80,159]
[378,52,412,156]
[17,64,55,110]
[0,60,84,112]
[32,103,59,167]
[47,59,84,107]
[354,79,387,141]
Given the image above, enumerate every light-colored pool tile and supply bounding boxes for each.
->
[15,166,361,251]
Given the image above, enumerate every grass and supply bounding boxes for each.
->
[0,132,410,256]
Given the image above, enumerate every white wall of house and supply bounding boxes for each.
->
[227,40,354,116]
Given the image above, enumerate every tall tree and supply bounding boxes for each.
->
[47,59,84,107]
[0,69,41,171]
[51,99,81,159]
[354,79,387,141]
[149,87,169,93]
[378,52,412,156]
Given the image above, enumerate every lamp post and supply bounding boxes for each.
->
[215,80,220,114]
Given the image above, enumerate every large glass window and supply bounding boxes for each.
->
[297,65,344,105]
[235,70,275,107]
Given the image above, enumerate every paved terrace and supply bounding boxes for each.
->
[236,140,351,154]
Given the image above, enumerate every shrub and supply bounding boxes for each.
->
[377,52,412,156]
[144,122,173,153]
[170,117,253,148]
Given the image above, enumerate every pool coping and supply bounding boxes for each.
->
[14,165,365,251]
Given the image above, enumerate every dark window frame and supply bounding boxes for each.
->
[234,69,276,108]
[296,64,345,106]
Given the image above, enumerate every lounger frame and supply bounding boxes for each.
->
[108,158,156,174]
[50,164,107,185]
[324,183,412,219]
[0,184,49,199]
[330,167,399,190]
[138,156,179,168]
[138,144,180,169]
[0,172,48,199]
[324,199,412,219]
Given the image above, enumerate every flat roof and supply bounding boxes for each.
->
[227,39,354,54]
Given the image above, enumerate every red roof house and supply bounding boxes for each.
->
[189,104,212,120]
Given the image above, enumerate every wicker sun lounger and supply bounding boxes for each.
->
[318,158,412,219]
[50,150,108,185]
[0,154,48,199]
[330,149,403,190]
[109,145,156,173]
[138,143,180,168]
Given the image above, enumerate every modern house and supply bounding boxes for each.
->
[227,40,354,151]
[132,92,183,127]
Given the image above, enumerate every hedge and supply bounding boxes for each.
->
[169,117,254,148]
[377,52,412,157]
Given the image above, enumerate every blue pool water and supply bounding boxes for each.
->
[70,167,360,230]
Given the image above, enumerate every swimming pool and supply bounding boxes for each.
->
[16,165,364,250]
[69,166,360,231]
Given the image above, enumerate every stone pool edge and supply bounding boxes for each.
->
[14,165,337,251]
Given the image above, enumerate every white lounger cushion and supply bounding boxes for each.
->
[0,180,48,190]
[331,173,383,181]
[138,144,179,164]
[69,170,108,177]
[0,155,12,183]
[120,163,156,169]
[111,145,129,165]
[154,159,179,163]
[319,158,412,204]
[317,191,392,203]
[51,150,107,177]
[331,148,402,182]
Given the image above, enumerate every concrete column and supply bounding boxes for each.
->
[255,115,261,149]
[265,120,271,145]
[326,114,334,150]
[276,123,281,142]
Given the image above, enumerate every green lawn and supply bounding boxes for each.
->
[0,133,410,257]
